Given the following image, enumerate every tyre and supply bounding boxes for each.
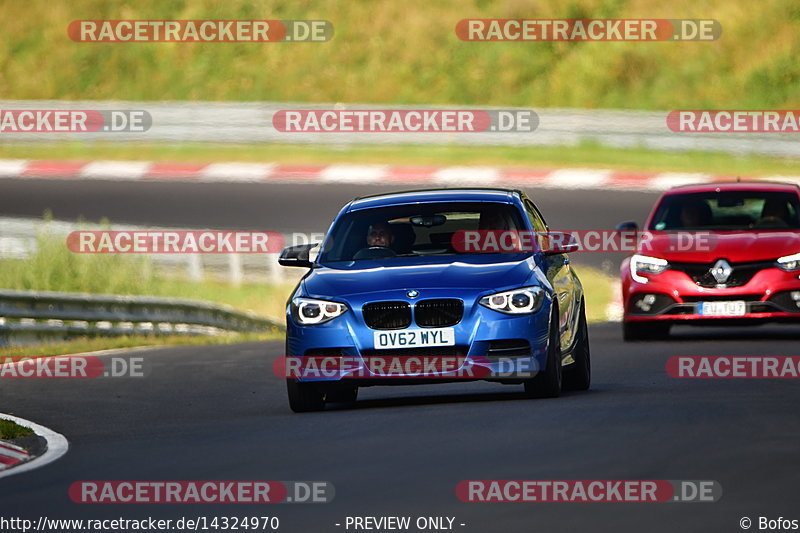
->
[563,300,591,391]
[325,385,359,404]
[287,379,326,412]
[524,307,562,398]
[622,321,670,341]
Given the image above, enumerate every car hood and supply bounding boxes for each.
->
[638,230,800,263]
[304,254,536,298]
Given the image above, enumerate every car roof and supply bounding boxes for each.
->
[664,181,800,196]
[347,188,521,211]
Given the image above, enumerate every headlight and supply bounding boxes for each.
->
[292,297,347,325]
[630,254,669,284]
[479,287,544,315]
[777,252,800,271]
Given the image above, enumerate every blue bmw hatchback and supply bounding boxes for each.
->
[279,188,590,412]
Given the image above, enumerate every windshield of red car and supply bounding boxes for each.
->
[649,191,800,231]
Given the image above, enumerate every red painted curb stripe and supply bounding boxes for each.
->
[146,163,206,179]
[22,161,86,177]
[0,454,23,467]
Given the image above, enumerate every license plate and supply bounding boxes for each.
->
[373,328,455,350]
[698,300,746,317]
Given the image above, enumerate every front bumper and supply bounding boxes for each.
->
[285,289,551,383]
[622,266,800,324]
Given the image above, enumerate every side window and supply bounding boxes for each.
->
[524,200,547,232]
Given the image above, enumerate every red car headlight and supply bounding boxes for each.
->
[776,252,800,272]
[630,254,669,284]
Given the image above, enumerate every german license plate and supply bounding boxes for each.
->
[698,301,746,317]
[373,328,455,350]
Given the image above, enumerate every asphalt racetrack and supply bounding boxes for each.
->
[2,325,800,531]
[1,178,799,532]
[0,178,657,270]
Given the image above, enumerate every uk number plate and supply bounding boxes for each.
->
[373,328,455,349]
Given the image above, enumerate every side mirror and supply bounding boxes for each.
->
[616,221,639,232]
[278,243,318,268]
[542,232,580,255]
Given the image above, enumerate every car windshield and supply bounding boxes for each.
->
[318,201,526,263]
[649,191,800,231]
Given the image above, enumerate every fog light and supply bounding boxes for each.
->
[635,294,657,312]
[791,291,800,308]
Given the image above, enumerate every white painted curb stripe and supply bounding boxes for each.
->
[318,164,389,183]
[80,161,151,180]
[200,162,275,182]
[433,166,500,186]
[0,159,29,177]
[647,172,713,191]
[0,414,68,479]
[0,441,30,460]
[2,159,800,193]
[605,280,624,322]
[545,168,611,189]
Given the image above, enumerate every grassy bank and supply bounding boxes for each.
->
[0,419,33,439]
[1,1,798,109]
[0,228,294,321]
[0,230,287,355]
[0,333,276,359]
[574,265,616,324]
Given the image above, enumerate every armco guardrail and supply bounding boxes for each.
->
[0,217,310,285]
[0,289,281,346]
[1,100,798,157]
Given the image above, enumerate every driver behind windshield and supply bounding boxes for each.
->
[351,221,398,260]
[366,222,395,248]
[678,200,712,228]
[759,198,792,226]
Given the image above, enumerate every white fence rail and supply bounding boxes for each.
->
[1,100,798,158]
[0,217,315,286]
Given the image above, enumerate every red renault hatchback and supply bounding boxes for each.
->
[619,182,800,340]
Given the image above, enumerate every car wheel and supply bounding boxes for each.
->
[563,300,590,391]
[524,307,562,398]
[286,379,326,412]
[325,386,359,404]
[622,321,670,341]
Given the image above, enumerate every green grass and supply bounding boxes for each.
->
[0,419,34,439]
[0,225,295,320]
[0,228,288,356]
[0,332,280,359]
[573,265,616,324]
[0,0,798,109]
[2,141,799,176]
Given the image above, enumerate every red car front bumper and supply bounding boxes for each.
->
[621,262,800,324]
